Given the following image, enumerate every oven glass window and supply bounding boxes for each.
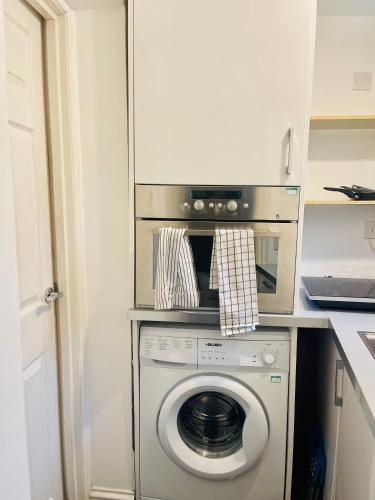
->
[152,233,279,305]
[177,391,246,458]
[255,236,278,295]
[189,236,219,307]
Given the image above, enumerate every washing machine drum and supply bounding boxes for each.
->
[178,392,246,457]
[158,374,269,480]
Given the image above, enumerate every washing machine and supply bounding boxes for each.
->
[138,323,290,500]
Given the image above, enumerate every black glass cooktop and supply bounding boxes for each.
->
[302,276,375,300]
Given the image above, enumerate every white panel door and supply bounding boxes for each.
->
[4,1,64,499]
[335,368,375,500]
[133,0,315,185]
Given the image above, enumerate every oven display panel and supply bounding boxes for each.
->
[190,190,242,200]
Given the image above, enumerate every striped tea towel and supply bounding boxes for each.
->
[209,228,259,336]
[155,227,200,310]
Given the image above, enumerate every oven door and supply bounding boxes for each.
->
[135,220,297,314]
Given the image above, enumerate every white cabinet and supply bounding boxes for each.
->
[319,334,375,500]
[318,335,342,500]
[335,369,375,500]
[132,0,316,185]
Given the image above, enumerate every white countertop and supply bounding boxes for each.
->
[327,310,375,435]
[128,288,330,328]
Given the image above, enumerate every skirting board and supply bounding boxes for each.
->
[90,486,134,500]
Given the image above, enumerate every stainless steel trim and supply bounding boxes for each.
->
[306,294,375,304]
[135,185,300,221]
[130,308,220,324]
[305,288,375,304]
[151,228,281,238]
[335,359,344,407]
[286,127,295,175]
[127,308,331,329]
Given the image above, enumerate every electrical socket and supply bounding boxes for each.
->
[364,221,375,239]
[353,72,372,91]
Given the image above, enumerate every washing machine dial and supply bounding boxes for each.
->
[261,350,276,366]
[193,199,205,211]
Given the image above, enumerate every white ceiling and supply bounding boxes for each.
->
[318,0,375,16]
[65,0,124,10]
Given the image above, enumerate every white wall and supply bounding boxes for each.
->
[74,6,133,495]
[306,15,375,201]
[303,13,375,273]
[66,0,123,9]
[301,205,375,277]
[0,2,32,499]
[306,129,375,201]
[312,16,375,115]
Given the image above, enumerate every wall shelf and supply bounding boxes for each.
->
[305,200,375,206]
[310,116,375,130]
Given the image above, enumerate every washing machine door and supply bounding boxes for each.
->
[158,374,269,480]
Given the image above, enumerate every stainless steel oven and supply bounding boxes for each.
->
[135,185,300,314]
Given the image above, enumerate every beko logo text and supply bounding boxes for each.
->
[205,343,222,347]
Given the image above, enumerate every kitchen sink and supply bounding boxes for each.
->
[358,331,375,359]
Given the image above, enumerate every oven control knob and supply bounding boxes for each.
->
[193,199,205,211]
[226,200,238,212]
[262,351,276,366]
[216,202,223,209]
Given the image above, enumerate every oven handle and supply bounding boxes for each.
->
[152,228,280,238]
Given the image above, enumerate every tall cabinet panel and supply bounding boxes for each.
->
[318,334,342,500]
[335,369,375,500]
[133,0,317,185]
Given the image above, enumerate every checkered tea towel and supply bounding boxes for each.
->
[155,227,200,310]
[209,228,259,336]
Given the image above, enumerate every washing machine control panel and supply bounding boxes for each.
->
[140,335,289,370]
[198,339,289,370]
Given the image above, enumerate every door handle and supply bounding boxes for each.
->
[286,127,295,175]
[44,285,63,303]
[335,359,344,407]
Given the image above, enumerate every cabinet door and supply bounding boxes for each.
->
[318,334,342,500]
[335,368,375,500]
[133,0,316,185]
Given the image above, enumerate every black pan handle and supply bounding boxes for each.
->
[323,187,356,199]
